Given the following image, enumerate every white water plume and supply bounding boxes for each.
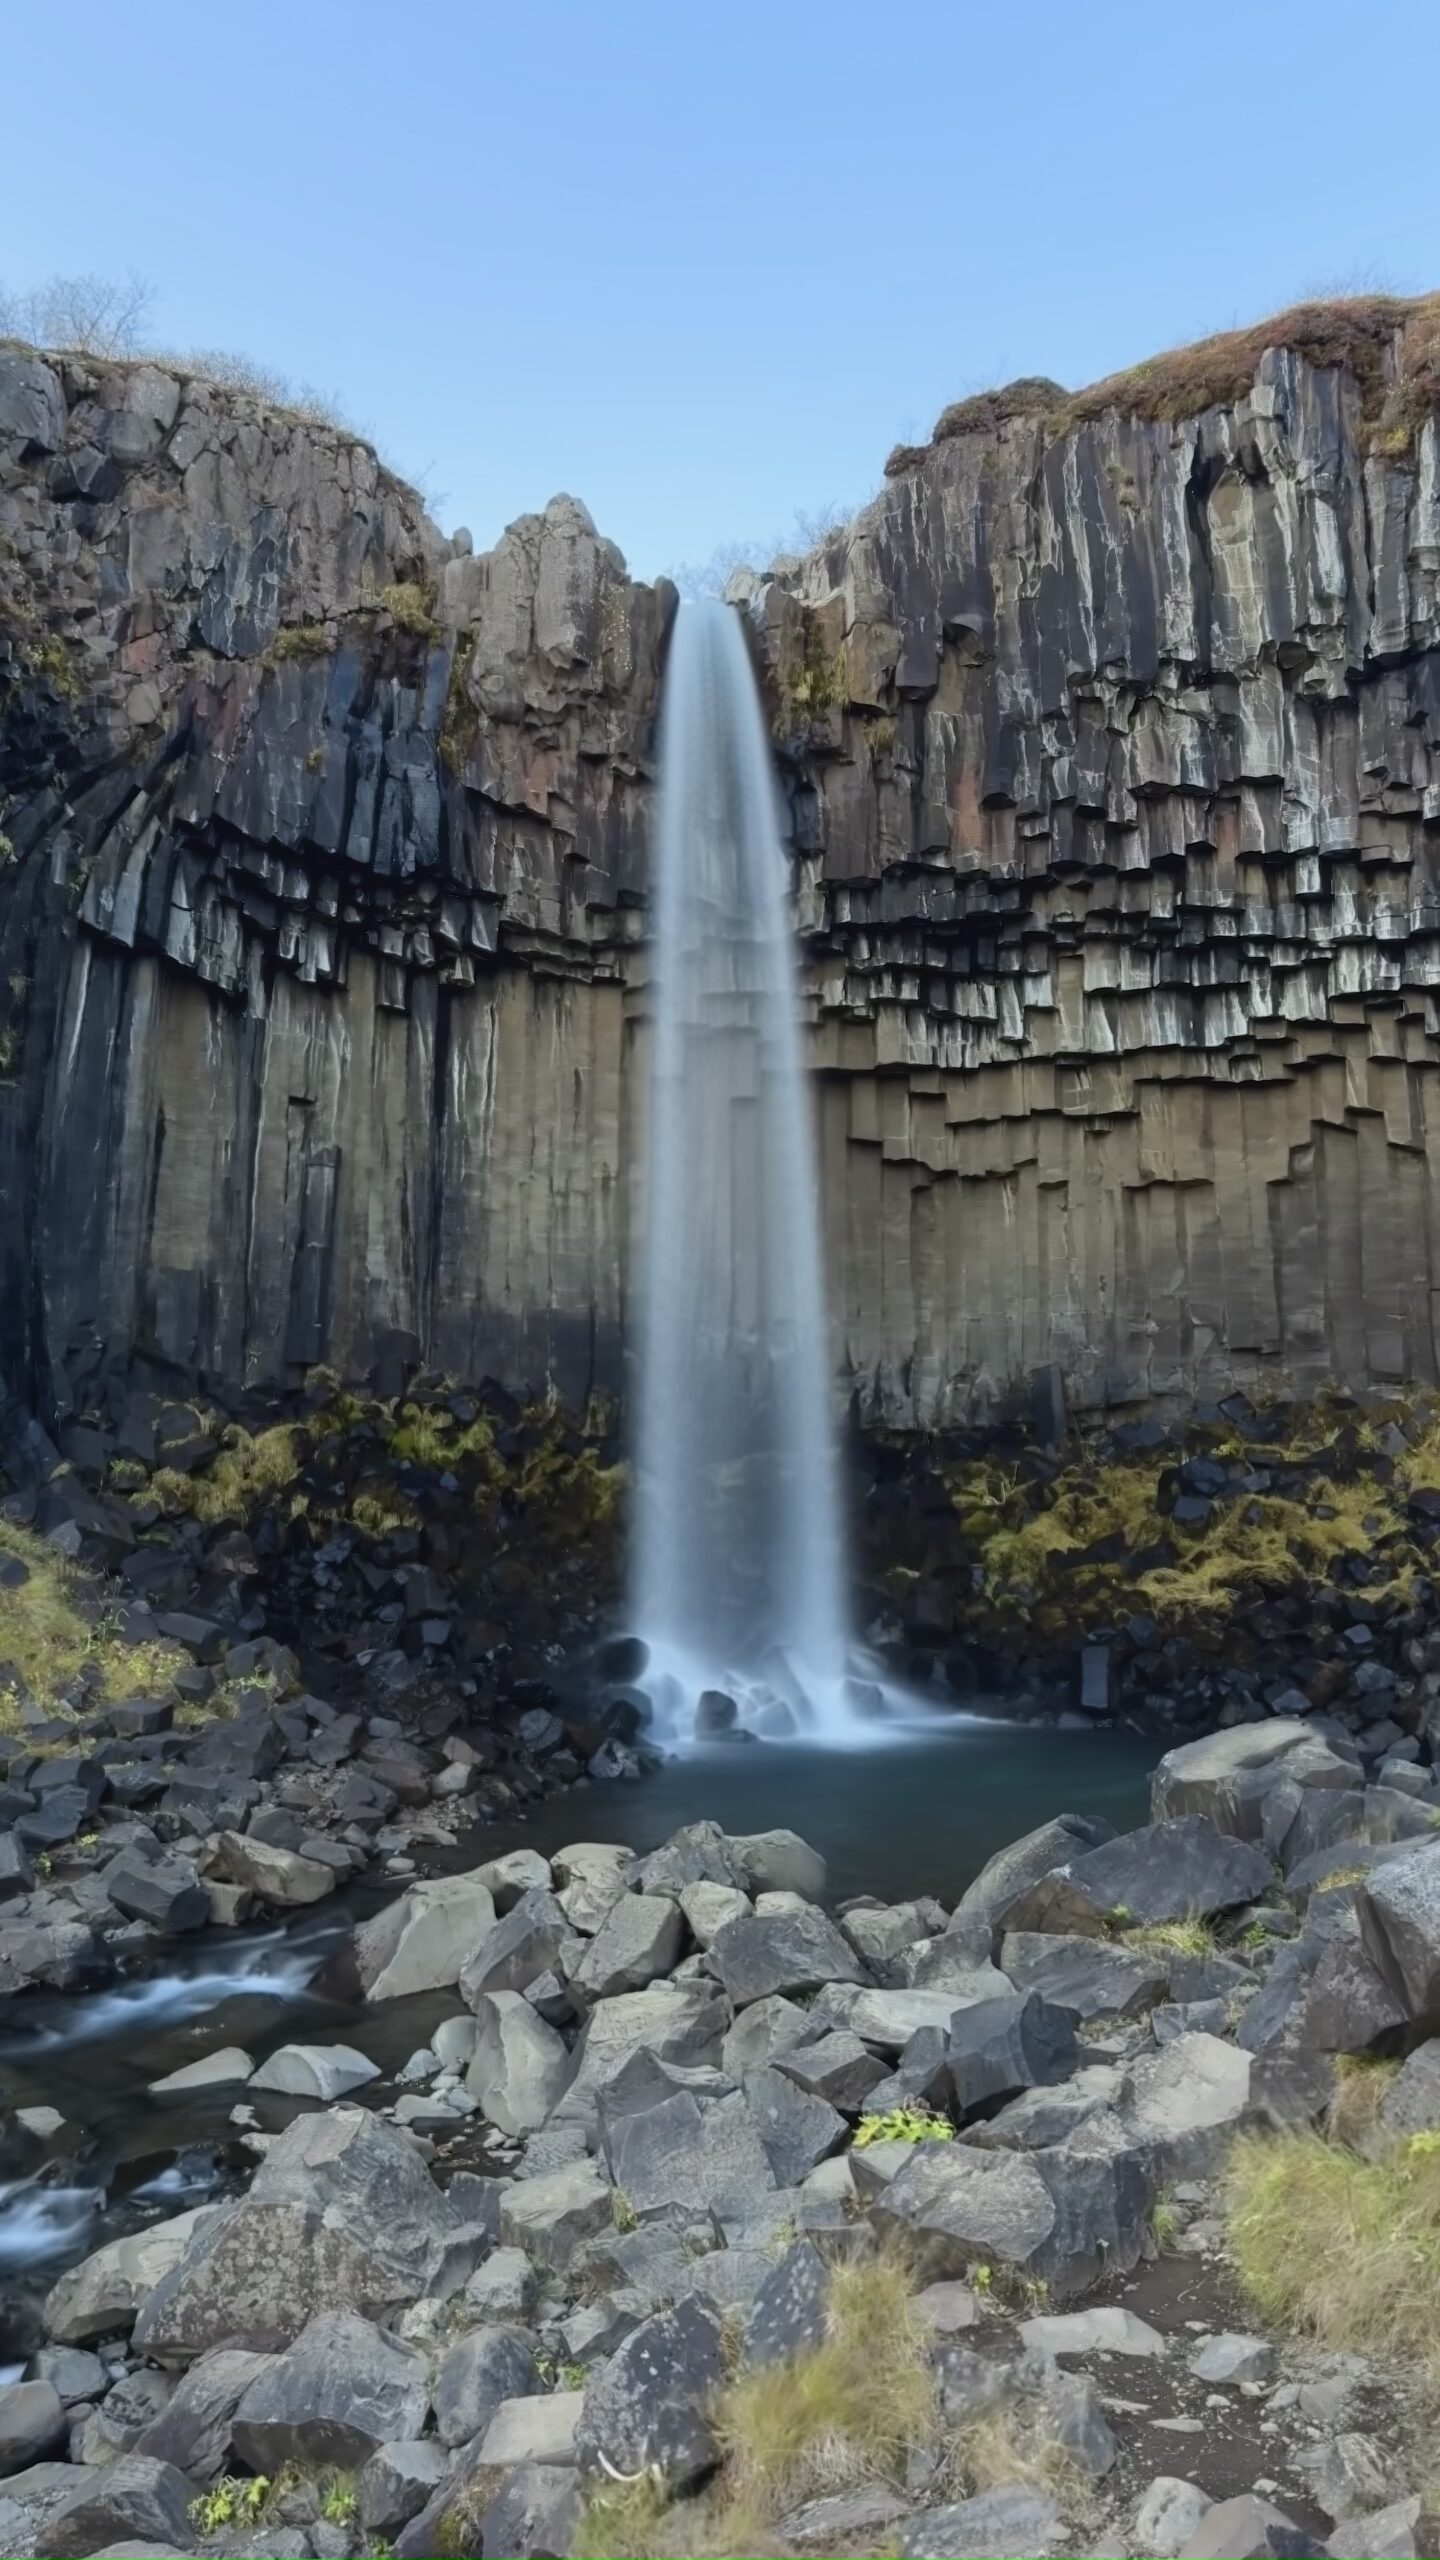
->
[0,2180,99,2268]
[633,600,918,1750]
[0,1933,324,2055]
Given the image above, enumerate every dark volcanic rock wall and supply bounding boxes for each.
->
[0,348,664,1416]
[4,301,1440,1428]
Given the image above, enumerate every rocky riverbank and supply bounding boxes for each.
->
[4,1725,1440,2557]
[11,1363,1440,2003]
[0,1373,632,2000]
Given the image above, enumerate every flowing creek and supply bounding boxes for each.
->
[0,1714,1153,2363]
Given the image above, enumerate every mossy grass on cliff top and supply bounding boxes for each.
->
[901,290,1440,470]
[0,1515,187,1726]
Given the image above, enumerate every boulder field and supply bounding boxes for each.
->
[4,1724,1440,2554]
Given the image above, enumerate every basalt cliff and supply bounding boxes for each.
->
[4,295,1440,1432]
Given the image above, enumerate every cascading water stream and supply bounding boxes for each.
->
[633,599,893,1748]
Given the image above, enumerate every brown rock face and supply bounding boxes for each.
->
[4,297,1440,1424]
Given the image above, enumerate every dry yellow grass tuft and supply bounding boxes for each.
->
[1326,2055,1401,2152]
[717,2251,933,2516]
[1226,2128,1440,2373]
[573,2248,1091,2558]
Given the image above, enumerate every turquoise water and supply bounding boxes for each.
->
[496,1716,1156,1904]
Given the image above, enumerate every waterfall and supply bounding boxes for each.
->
[632,598,870,1748]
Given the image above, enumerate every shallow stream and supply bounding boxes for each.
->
[0,1716,1153,2356]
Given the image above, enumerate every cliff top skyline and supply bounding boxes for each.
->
[2,0,1436,585]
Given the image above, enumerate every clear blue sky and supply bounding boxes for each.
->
[3,0,1437,582]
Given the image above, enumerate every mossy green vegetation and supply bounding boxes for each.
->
[375,579,439,640]
[853,2104,955,2148]
[1118,1915,1219,1961]
[152,1423,302,1524]
[933,1393,1439,1660]
[0,1516,188,1726]
[268,621,333,662]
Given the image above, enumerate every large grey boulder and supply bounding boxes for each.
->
[1294,2430,1392,2523]
[497,2162,612,2271]
[721,1993,812,2075]
[43,2207,215,2345]
[132,2347,276,2481]
[743,2238,831,2369]
[1000,1931,1168,2020]
[567,1893,684,2006]
[149,2047,255,2093]
[432,2324,537,2448]
[948,1814,1114,1945]
[602,2089,777,2219]
[678,1881,751,1946]
[553,1841,634,1935]
[1380,2036,1440,2137]
[554,1981,727,2126]
[0,2383,66,2475]
[1133,2477,1212,2557]
[996,1818,1274,1936]
[474,1848,552,1909]
[353,1874,496,1999]
[199,1830,334,1906]
[231,2311,428,2471]
[728,1829,827,1899]
[477,2389,583,2467]
[1297,1937,1408,2055]
[772,2029,889,2110]
[816,1986,962,2051]
[708,1904,866,2006]
[575,2297,725,2490]
[1119,2032,1252,2175]
[842,1899,945,1968]
[459,1889,570,2005]
[1323,2496,1423,2558]
[464,1992,569,2133]
[131,2107,479,2360]
[102,1853,208,1933]
[1178,2491,1312,2556]
[742,2067,848,2184]
[356,2439,448,2541]
[1151,1721,1353,1834]
[872,2143,1055,2283]
[944,1989,1077,2116]
[475,2463,581,2560]
[1359,1845,1440,2029]
[634,1823,744,1893]
[248,2043,379,2100]
[874,2131,1148,2297]
[899,2487,1066,2556]
[21,2453,193,2558]
[1022,2305,1166,2359]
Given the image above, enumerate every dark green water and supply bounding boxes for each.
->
[491,1717,1156,1904]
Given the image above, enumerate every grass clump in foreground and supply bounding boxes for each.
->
[1118,1914,1221,1961]
[575,2250,1086,2559]
[1226,2127,1440,2372]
